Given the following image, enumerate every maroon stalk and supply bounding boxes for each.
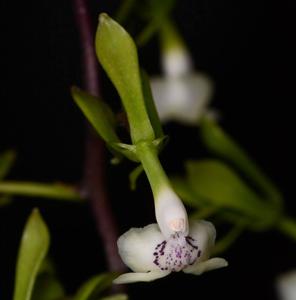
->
[72,0,125,272]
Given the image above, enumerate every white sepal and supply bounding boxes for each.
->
[117,224,164,272]
[183,257,228,275]
[151,73,213,125]
[188,220,216,262]
[113,270,171,284]
[183,220,228,275]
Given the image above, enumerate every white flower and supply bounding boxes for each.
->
[162,48,193,78]
[113,187,227,284]
[277,270,296,300]
[114,140,227,284]
[150,48,214,125]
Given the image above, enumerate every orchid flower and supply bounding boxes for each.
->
[113,142,228,284]
[277,270,296,300]
[150,20,214,125]
[94,14,227,284]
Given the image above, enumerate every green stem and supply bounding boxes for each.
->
[160,19,187,53]
[115,0,136,23]
[136,142,171,199]
[212,223,245,255]
[277,217,296,241]
[135,2,176,47]
[129,165,144,191]
[74,4,125,273]
[0,181,81,201]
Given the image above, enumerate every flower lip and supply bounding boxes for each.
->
[152,231,199,272]
[114,220,228,284]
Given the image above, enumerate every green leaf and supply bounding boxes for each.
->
[277,217,296,242]
[31,258,65,300]
[0,181,82,201]
[13,209,50,300]
[218,210,269,231]
[136,0,176,46]
[141,70,163,139]
[147,0,176,14]
[36,258,56,275]
[96,13,155,144]
[185,159,278,221]
[100,294,128,300]
[110,142,138,162]
[189,206,219,221]
[0,149,16,180]
[71,87,120,144]
[0,194,12,207]
[200,118,282,206]
[115,0,136,23]
[74,273,118,300]
[136,19,161,47]
[171,176,207,208]
[31,273,65,300]
[212,224,245,255]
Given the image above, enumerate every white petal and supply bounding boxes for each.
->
[150,73,213,125]
[184,221,228,275]
[150,77,173,122]
[170,74,213,124]
[188,220,216,262]
[117,224,164,272]
[155,187,189,238]
[113,270,171,284]
[162,49,193,77]
[183,257,228,275]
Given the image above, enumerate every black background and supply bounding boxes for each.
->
[0,0,295,299]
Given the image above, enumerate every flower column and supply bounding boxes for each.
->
[136,141,188,238]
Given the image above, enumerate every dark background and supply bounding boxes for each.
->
[0,0,295,299]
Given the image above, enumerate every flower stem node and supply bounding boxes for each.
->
[114,220,228,284]
[110,136,168,163]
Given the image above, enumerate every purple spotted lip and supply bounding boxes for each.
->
[153,232,201,272]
